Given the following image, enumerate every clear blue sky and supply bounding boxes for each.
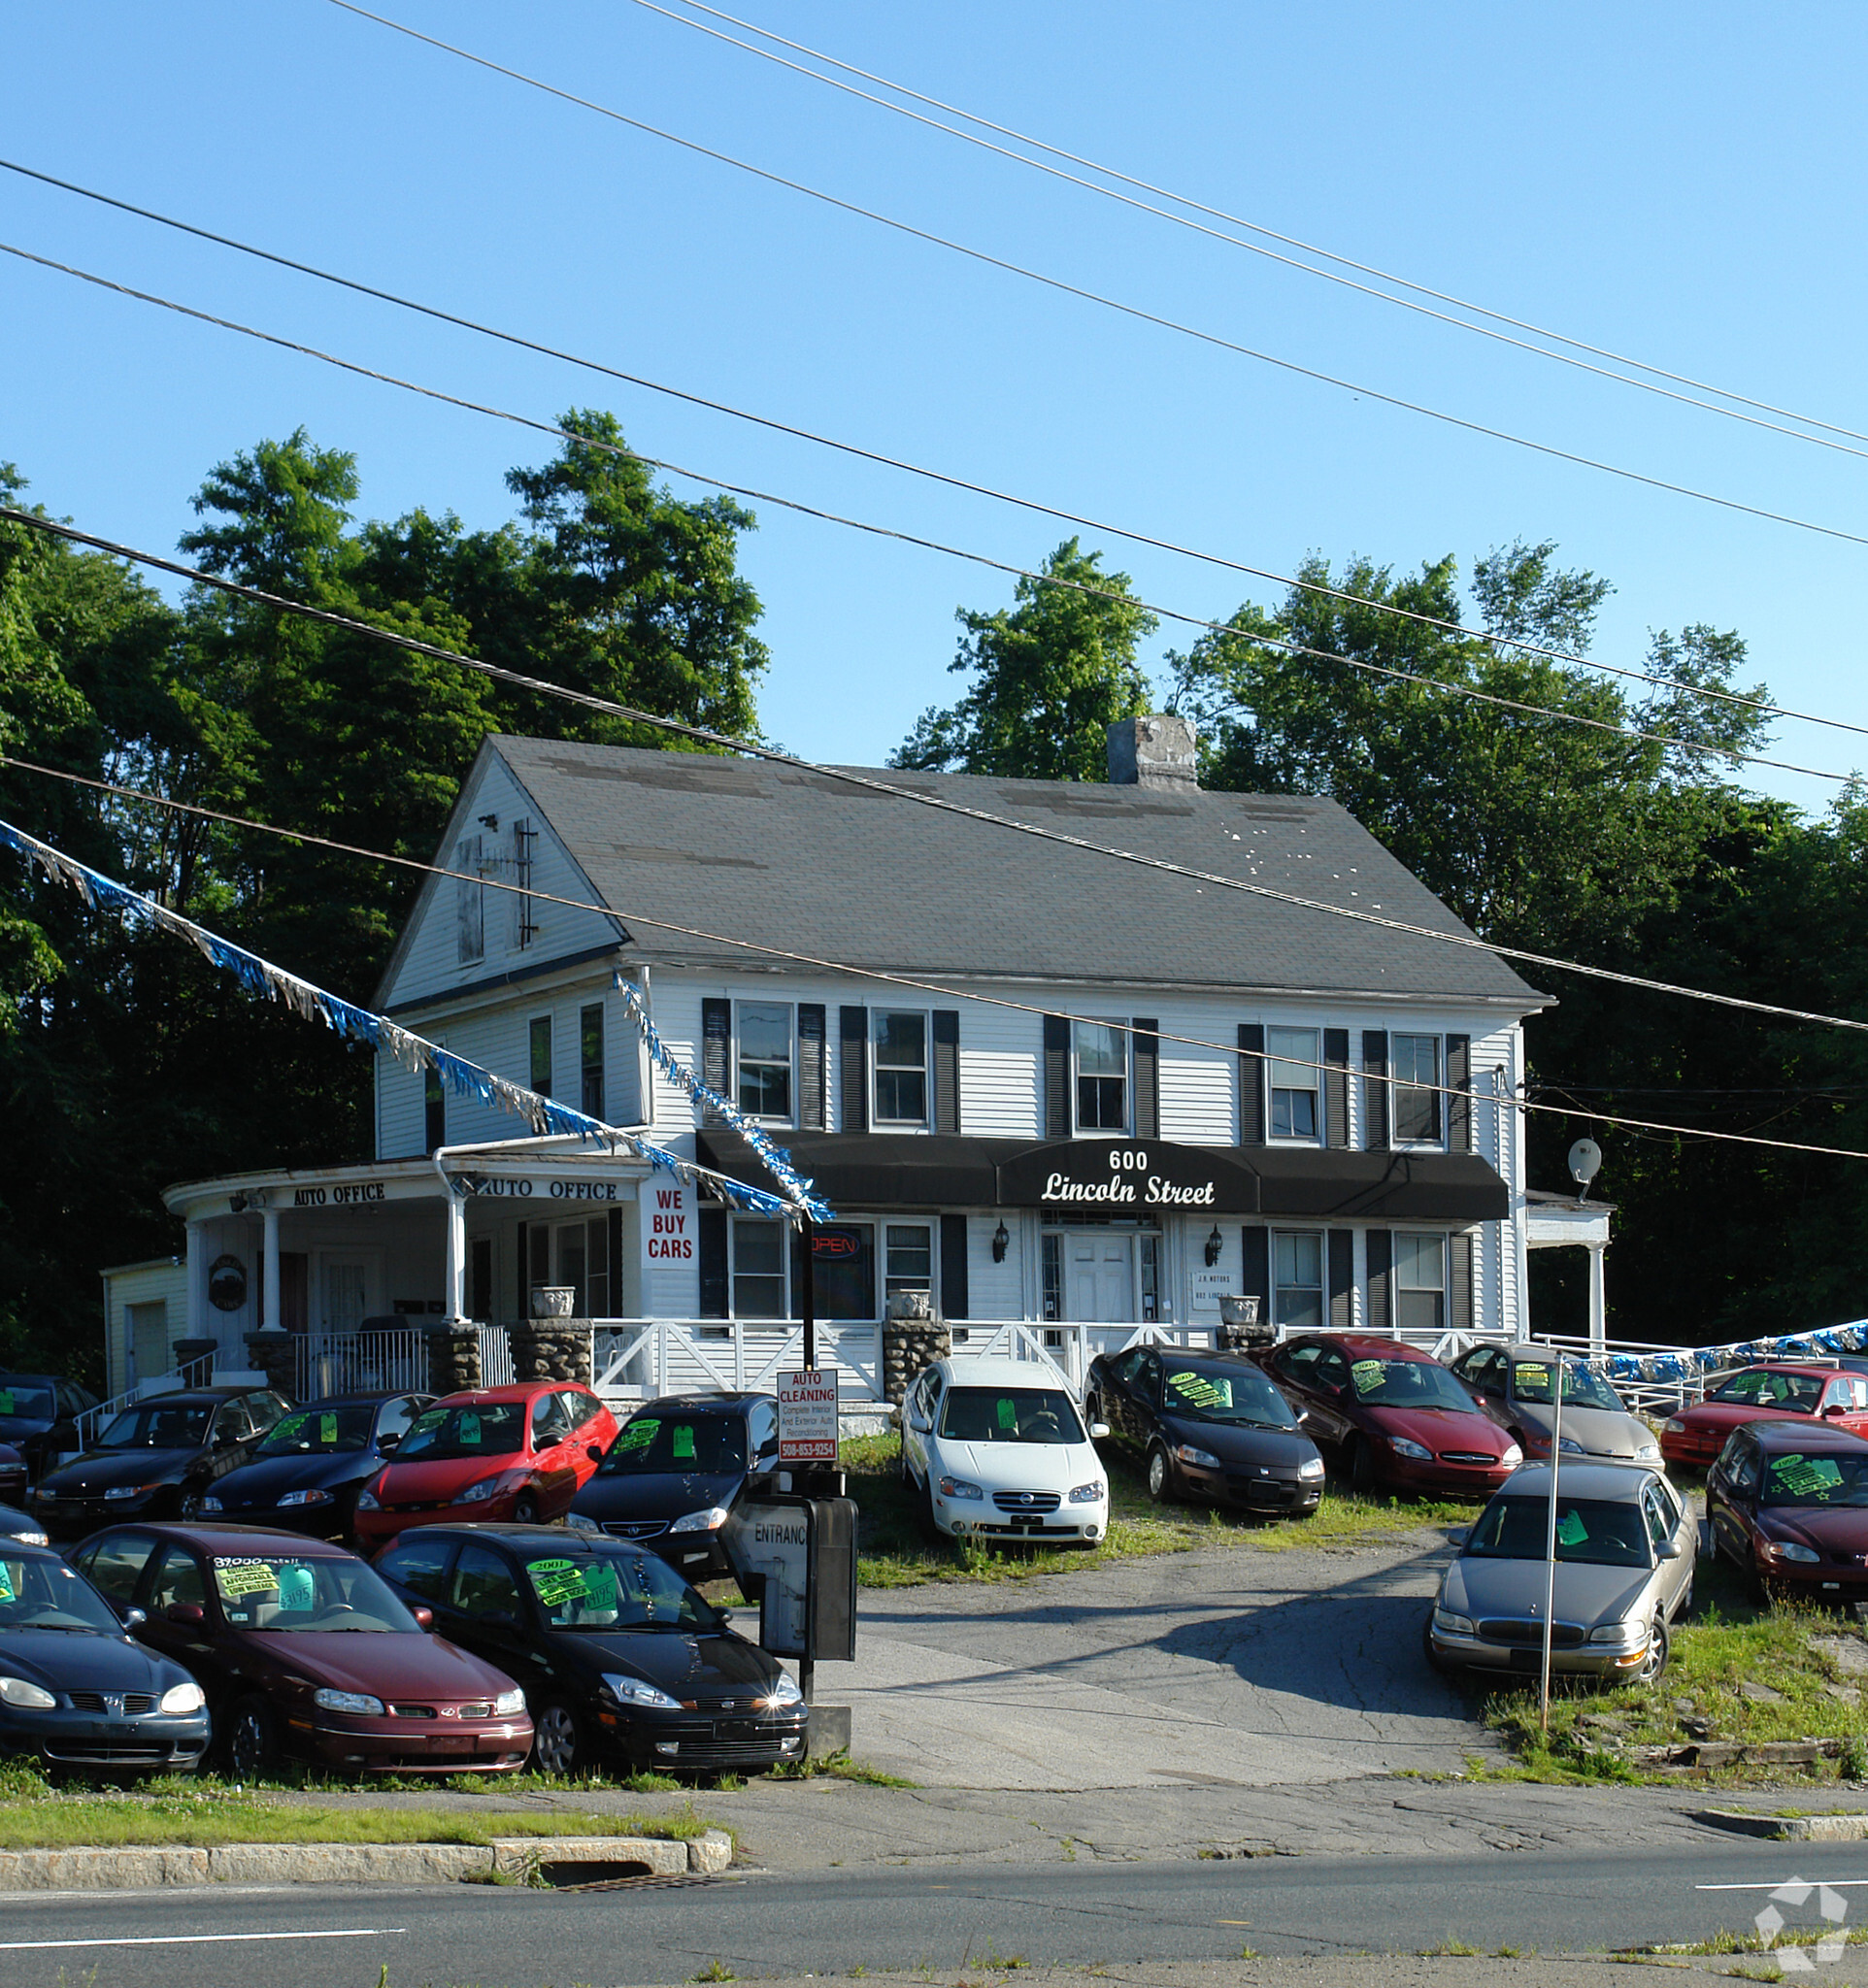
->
[4,2,1864,812]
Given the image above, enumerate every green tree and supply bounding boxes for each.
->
[893,538,1158,779]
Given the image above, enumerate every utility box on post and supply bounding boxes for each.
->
[722,1491,857,1665]
[805,1495,856,1664]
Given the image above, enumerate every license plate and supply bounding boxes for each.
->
[429,1734,472,1752]
[1508,1647,1542,1673]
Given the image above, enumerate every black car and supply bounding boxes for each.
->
[0,1504,49,1546]
[200,1393,432,1538]
[373,1521,807,1777]
[28,1387,291,1537]
[0,1374,100,1481]
[566,1393,779,1582]
[0,1538,209,1774]
[1084,1345,1326,1515]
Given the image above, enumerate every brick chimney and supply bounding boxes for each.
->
[1106,713,1199,791]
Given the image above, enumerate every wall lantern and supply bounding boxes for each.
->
[991,1221,1011,1263]
[1204,1225,1223,1267]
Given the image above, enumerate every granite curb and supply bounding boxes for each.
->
[1694,1806,1868,1841]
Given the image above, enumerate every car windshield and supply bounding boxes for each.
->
[938,1386,1085,1444]
[394,1402,525,1462]
[1509,1360,1624,1412]
[1710,1370,1824,1412]
[213,1554,417,1632]
[523,1548,721,1632]
[96,1403,211,1449]
[1465,1495,1652,1568]
[1349,1360,1475,1411]
[1762,1451,1868,1508]
[0,1384,54,1421]
[600,1414,747,1475]
[1160,1364,1297,1429]
[257,1407,376,1456]
[0,1556,120,1633]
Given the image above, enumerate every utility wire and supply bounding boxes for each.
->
[1,240,1853,790]
[322,0,1868,557]
[2,155,1855,746]
[7,497,1868,1045]
[640,0,1868,465]
[10,748,1868,1165]
[659,0,1868,449]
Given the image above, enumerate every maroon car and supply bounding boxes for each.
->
[68,1523,532,1778]
[1706,1419,1868,1603]
[1254,1334,1521,1497]
[1660,1364,1868,1471]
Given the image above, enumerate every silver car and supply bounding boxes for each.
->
[1450,1342,1661,1464]
[1426,1461,1695,1684]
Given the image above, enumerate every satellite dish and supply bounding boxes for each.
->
[1568,1138,1603,1200]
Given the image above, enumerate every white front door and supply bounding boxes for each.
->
[321,1261,368,1334]
[1064,1234,1133,1321]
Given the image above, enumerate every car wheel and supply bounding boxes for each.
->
[1349,1437,1377,1496]
[1145,1443,1173,1505]
[917,1468,940,1540]
[531,1700,585,1778]
[223,1695,277,1779]
[1635,1615,1670,1685]
[176,1484,203,1521]
[512,1491,542,1525]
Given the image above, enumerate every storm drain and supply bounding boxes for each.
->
[551,1869,745,1895]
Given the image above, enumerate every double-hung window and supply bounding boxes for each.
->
[730,1218,787,1318]
[884,1222,933,1299]
[1074,1020,1128,1132]
[1392,1034,1442,1144]
[1267,1026,1321,1141]
[580,1004,604,1118]
[1394,1233,1446,1335]
[736,1003,793,1122]
[1273,1231,1324,1333]
[873,1011,929,1126]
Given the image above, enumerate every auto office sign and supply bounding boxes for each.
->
[998,1140,1255,1213]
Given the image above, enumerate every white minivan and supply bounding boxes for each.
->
[897,1355,1111,1545]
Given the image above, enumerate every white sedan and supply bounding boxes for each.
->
[898,1354,1111,1545]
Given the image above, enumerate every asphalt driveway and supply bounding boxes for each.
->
[836,1524,1492,1789]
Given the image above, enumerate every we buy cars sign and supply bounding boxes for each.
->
[778,1370,839,1464]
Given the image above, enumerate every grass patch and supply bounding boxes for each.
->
[843,1430,1466,1588]
[766,1749,917,1788]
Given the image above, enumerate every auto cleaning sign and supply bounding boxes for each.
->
[778,1370,839,1464]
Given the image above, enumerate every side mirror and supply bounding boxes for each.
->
[411,1604,435,1630]
[121,1607,147,1631]
[165,1602,205,1626]
[1089,1422,1112,1441]
[376,1432,402,1454]
[1446,1528,1469,1548]
[1823,1405,1849,1421]
[716,1607,733,1623]
[1658,1539,1683,1560]
[586,1444,605,1464]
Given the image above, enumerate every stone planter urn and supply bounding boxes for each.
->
[1218,1294,1269,1350]
[530,1286,577,1319]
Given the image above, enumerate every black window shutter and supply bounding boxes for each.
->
[1366,1227,1392,1332]
[1361,1031,1389,1150]
[701,999,732,1127]
[798,1005,827,1131]
[940,1213,970,1320]
[840,1007,868,1132]
[1450,1230,1474,1336]
[1323,1029,1351,1149]
[607,1207,623,1318]
[1044,1013,1071,1141]
[1237,1025,1266,1145]
[698,1209,728,1318]
[932,1011,960,1134]
[1447,1035,1472,1151]
[1239,1226,1270,1311]
[1133,1019,1160,1140]
[1328,1229,1354,1332]
[514,1220,527,1322]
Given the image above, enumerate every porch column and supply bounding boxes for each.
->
[1586,1241,1607,1358]
[444,1183,466,1323]
[261,1204,282,1331]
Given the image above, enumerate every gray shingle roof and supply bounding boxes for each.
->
[495,738,1544,1006]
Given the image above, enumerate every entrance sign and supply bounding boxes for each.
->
[778,1370,839,1464]
[998,1140,1257,1214]
[725,1500,811,1656]
[641,1179,696,1268]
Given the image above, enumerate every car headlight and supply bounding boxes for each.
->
[158,1681,206,1716]
[601,1673,683,1710]
[1501,1443,1523,1466]
[668,1507,730,1534]
[1069,1479,1108,1503]
[938,1476,984,1501]
[104,1483,156,1502]
[1557,1436,1584,1455]
[493,1688,526,1718]
[1298,1456,1325,1481]
[1389,1437,1433,1462]
[565,1510,600,1533]
[1661,1418,1685,1435]
[355,1486,381,1511]
[312,1688,385,1715]
[0,1676,55,1708]
[761,1673,804,1708]
[11,1530,46,1547]
[1171,1444,1219,1471]
[200,1495,223,1513]
[459,1474,513,1505]
[1768,1541,1821,1563]
[1588,1618,1646,1646]
[278,1488,333,1508]
[1634,1441,1660,1462]
[1431,1608,1475,1637]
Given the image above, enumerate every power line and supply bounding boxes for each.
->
[11,747,1868,1166]
[658,0,1868,450]
[639,0,1868,466]
[2,155,1853,746]
[3,239,1853,790]
[322,0,1868,558]
[6,497,1868,1045]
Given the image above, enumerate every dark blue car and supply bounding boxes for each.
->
[200,1393,430,1539]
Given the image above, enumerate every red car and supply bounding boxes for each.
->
[1659,1364,1868,1471]
[1254,1334,1521,1497]
[1705,1418,1868,1603]
[353,1383,617,1548]
[68,1522,532,1777]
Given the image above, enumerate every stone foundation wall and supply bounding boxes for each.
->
[882,1322,951,1405]
[425,1322,483,1397]
[509,1320,594,1387]
[243,1332,297,1400]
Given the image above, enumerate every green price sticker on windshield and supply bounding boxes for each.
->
[412,1409,446,1432]
[528,1558,588,1609]
[269,1413,308,1443]
[1556,1509,1589,1546]
[996,1397,1017,1430]
[278,1566,316,1612]
[583,1560,617,1610]
[673,1425,696,1463]
[1516,1364,1549,1388]
[617,1419,658,1453]
[459,1411,481,1444]
[319,1413,338,1444]
[216,1561,279,1599]
[1351,1360,1384,1397]
[0,1563,14,1604]
[0,1391,15,1417]
[1169,1372,1232,1410]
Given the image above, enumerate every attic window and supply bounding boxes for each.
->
[455,836,484,966]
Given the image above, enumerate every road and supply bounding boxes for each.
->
[4,1837,1866,1987]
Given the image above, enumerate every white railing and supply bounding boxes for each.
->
[293,1329,431,1402]
[77,1351,215,1449]
[479,1324,517,1387]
